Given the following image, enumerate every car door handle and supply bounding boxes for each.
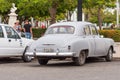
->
[8,39,11,42]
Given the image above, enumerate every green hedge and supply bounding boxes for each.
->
[32,28,46,38]
[99,30,120,42]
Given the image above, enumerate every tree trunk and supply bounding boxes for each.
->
[49,2,58,24]
[98,7,102,30]
[66,11,73,21]
[3,15,9,24]
[85,13,89,21]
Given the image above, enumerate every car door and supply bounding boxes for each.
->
[83,25,95,56]
[90,25,106,56]
[3,26,24,56]
[0,25,8,56]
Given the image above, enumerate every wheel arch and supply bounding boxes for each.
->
[80,49,89,57]
[109,45,114,53]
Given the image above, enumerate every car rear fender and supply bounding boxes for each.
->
[71,40,89,57]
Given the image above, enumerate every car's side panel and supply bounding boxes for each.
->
[70,37,90,57]
[0,26,24,57]
[103,38,114,53]
[94,37,107,56]
[86,37,96,57]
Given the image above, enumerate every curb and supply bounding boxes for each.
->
[113,57,120,60]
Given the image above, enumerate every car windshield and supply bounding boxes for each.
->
[45,26,75,34]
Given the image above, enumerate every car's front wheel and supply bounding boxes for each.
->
[105,47,113,62]
[74,51,86,66]
[22,55,32,62]
[38,58,49,65]
[22,46,32,62]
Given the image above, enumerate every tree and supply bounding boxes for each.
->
[0,0,11,23]
[0,0,77,24]
[48,0,77,24]
[103,10,116,24]
[18,0,49,18]
[83,0,116,30]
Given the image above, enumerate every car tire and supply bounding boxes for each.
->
[22,46,32,62]
[38,58,49,65]
[74,51,86,66]
[105,47,113,62]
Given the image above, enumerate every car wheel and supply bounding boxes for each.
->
[105,47,113,62]
[74,51,86,66]
[38,58,49,65]
[22,46,32,62]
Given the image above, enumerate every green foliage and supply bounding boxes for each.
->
[83,0,116,29]
[18,0,49,18]
[48,0,77,22]
[14,0,77,22]
[102,10,120,24]
[0,0,117,25]
[99,30,120,42]
[32,28,46,38]
[83,0,116,9]
[0,0,11,14]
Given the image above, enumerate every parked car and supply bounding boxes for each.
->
[26,21,115,66]
[0,24,34,62]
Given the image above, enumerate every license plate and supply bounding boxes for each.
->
[44,48,54,52]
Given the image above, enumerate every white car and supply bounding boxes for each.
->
[0,24,34,62]
[26,21,115,66]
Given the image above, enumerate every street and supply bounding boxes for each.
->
[0,58,120,80]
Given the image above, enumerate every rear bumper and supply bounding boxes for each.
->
[25,52,75,57]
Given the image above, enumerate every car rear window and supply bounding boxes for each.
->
[45,26,74,34]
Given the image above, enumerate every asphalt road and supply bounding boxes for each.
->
[0,58,120,80]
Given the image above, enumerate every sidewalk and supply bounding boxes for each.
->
[113,42,120,58]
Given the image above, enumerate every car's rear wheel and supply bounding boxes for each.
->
[38,58,49,65]
[22,46,32,62]
[74,51,86,66]
[105,47,113,62]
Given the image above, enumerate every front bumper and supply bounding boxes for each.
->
[25,52,75,57]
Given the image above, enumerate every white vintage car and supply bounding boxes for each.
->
[0,24,34,62]
[26,22,115,66]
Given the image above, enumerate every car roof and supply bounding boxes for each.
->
[48,21,93,36]
[49,21,92,28]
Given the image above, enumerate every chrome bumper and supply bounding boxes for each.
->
[25,52,75,57]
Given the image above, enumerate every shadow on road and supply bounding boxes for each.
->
[0,57,119,66]
[30,58,118,67]
[0,57,23,64]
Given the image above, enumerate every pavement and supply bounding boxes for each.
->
[113,42,120,58]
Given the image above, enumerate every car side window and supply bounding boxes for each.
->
[90,25,98,35]
[0,26,4,38]
[84,25,91,35]
[5,26,21,39]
